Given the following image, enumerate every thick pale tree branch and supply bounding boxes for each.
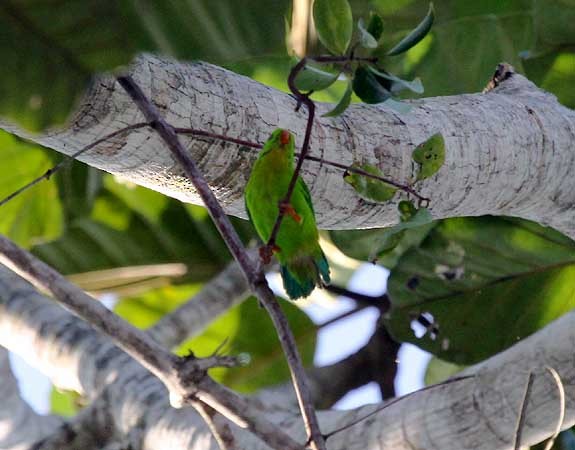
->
[0,348,63,450]
[1,54,574,237]
[1,264,575,450]
[0,238,302,450]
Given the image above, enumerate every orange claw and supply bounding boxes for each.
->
[259,246,273,264]
[279,201,302,223]
[259,244,282,264]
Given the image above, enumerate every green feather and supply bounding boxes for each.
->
[245,129,330,299]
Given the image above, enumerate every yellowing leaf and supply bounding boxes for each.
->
[412,133,445,180]
[343,162,397,203]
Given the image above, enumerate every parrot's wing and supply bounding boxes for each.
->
[296,176,314,215]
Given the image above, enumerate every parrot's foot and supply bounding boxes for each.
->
[259,244,281,264]
[279,201,302,223]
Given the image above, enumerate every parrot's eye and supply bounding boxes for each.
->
[280,130,290,146]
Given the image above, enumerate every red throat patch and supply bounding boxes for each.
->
[280,130,291,145]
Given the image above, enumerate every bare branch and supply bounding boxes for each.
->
[0,235,179,388]
[0,243,301,450]
[514,372,535,450]
[174,127,424,199]
[191,400,239,450]
[308,323,399,408]
[4,55,575,236]
[542,366,565,450]
[266,58,316,251]
[0,123,148,208]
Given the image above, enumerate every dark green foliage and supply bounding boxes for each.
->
[384,217,575,364]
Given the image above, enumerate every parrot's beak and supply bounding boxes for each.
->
[280,130,291,146]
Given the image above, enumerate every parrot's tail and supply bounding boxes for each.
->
[280,252,330,300]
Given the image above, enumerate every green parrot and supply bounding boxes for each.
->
[245,129,330,299]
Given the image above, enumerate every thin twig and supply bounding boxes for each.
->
[0,123,148,208]
[542,366,565,450]
[325,284,391,312]
[191,399,238,450]
[514,372,535,450]
[303,154,428,202]
[266,58,317,251]
[117,75,327,450]
[174,127,261,149]
[0,123,424,210]
[175,127,426,201]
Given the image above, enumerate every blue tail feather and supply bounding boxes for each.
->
[281,265,314,300]
[317,251,331,285]
[280,252,330,300]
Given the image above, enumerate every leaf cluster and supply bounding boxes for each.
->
[295,0,434,116]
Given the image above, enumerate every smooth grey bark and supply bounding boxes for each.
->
[0,349,63,450]
[1,54,574,236]
[1,263,573,450]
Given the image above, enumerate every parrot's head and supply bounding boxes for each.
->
[261,128,295,158]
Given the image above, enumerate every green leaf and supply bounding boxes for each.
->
[367,66,424,94]
[0,131,63,248]
[412,133,445,180]
[343,162,397,203]
[323,79,353,117]
[31,177,252,291]
[382,98,413,114]
[313,0,353,54]
[372,1,536,98]
[0,0,290,130]
[387,3,435,56]
[352,66,392,104]
[358,18,378,49]
[50,159,103,222]
[524,52,575,109]
[367,13,384,41]
[294,64,340,91]
[531,0,575,55]
[384,216,575,365]
[115,284,201,329]
[181,297,317,393]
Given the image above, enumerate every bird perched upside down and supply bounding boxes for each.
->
[245,129,330,299]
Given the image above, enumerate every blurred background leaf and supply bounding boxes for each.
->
[0,0,290,130]
[31,175,254,294]
[383,216,575,364]
[0,130,62,248]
